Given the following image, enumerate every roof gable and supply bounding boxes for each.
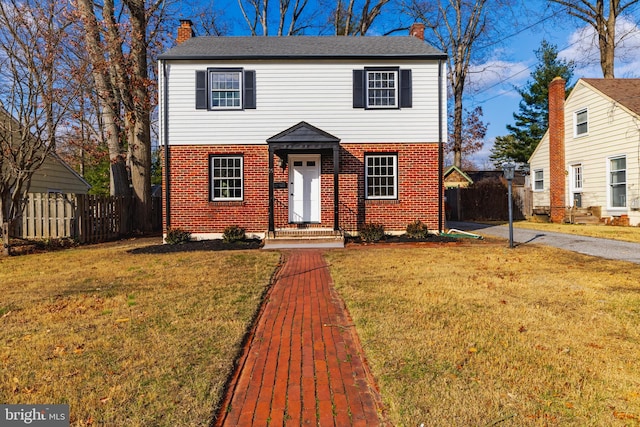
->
[267,121,340,144]
[579,78,640,117]
[159,36,446,60]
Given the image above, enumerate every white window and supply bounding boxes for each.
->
[367,70,398,108]
[210,70,242,109]
[365,154,397,199]
[575,109,588,136]
[609,156,626,208]
[534,169,544,191]
[210,156,243,201]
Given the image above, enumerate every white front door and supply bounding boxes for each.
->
[570,164,583,207]
[289,155,321,223]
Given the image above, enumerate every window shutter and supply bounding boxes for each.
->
[244,70,256,109]
[353,70,365,108]
[400,69,412,108]
[195,70,207,109]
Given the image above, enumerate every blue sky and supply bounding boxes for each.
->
[180,0,640,168]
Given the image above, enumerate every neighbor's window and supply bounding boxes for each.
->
[610,156,626,208]
[534,169,544,191]
[210,155,243,201]
[575,108,588,136]
[365,154,398,199]
[210,70,242,109]
[367,70,398,108]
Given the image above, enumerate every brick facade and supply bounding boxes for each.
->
[164,143,442,237]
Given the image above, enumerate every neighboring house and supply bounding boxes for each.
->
[158,21,447,240]
[444,165,473,188]
[529,77,640,225]
[0,107,90,195]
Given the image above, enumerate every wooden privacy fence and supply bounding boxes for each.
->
[445,181,527,222]
[14,193,161,243]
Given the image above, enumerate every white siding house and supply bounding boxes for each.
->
[529,78,640,225]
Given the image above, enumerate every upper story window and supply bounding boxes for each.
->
[210,155,243,201]
[210,71,242,109]
[367,70,398,108]
[609,156,626,208]
[575,108,588,136]
[353,68,412,109]
[196,68,256,110]
[365,154,398,199]
[533,169,544,191]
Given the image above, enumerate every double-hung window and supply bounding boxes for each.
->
[353,68,412,109]
[609,156,626,208]
[575,109,588,136]
[210,71,242,109]
[195,68,256,110]
[533,169,544,191]
[210,155,243,201]
[367,70,398,108]
[365,154,398,199]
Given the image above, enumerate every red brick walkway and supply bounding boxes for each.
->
[214,250,386,426]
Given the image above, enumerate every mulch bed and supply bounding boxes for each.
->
[129,238,264,254]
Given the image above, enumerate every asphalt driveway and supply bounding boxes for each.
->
[448,221,640,265]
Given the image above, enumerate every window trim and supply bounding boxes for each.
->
[195,68,256,110]
[365,68,399,109]
[365,153,398,200]
[533,169,544,191]
[574,108,588,137]
[209,154,244,202]
[608,155,626,209]
[353,68,411,109]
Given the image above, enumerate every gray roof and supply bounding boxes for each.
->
[159,36,446,60]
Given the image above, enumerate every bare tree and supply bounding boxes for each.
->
[406,0,490,168]
[74,0,164,231]
[238,0,314,35]
[333,0,391,35]
[549,0,640,78]
[0,0,79,254]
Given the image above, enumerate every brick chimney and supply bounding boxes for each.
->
[409,23,425,41]
[177,19,194,44]
[548,76,566,223]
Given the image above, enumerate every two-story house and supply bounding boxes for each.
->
[529,77,640,226]
[158,21,447,242]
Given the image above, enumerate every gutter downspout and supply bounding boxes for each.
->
[438,59,444,233]
[162,60,171,232]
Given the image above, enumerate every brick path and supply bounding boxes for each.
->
[214,250,386,426]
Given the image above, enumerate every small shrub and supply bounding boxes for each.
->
[223,225,246,243]
[359,222,385,243]
[406,220,429,239]
[165,228,191,245]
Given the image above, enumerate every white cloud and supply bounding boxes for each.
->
[560,16,640,78]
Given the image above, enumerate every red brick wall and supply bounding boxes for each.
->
[549,77,566,223]
[164,143,442,235]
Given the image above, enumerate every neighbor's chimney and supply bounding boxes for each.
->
[549,76,566,224]
[177,19,194,44]
[409,23,425,41]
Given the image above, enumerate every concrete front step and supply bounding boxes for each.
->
[263,228,344,249]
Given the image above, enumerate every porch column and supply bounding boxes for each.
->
[268,147,275,234]
[333,145,340,231]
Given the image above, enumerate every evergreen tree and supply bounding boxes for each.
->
[490,40,575,165]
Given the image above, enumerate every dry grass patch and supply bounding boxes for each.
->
[326,242,640,426]
[0,238,281,426]
[513,221,640,243]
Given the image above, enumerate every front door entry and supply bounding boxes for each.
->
[289,155,321,223]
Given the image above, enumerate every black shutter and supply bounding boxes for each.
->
[400,69,412,108]
[353,70,365,108]
[244,70,256,109]
[195,70,207,109]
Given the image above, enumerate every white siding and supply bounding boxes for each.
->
[162,59,443,145]
[529,132,550,208]
[564,81,640,224]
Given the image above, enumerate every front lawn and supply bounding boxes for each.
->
[326,242,640,426]
[0,238,281,426]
